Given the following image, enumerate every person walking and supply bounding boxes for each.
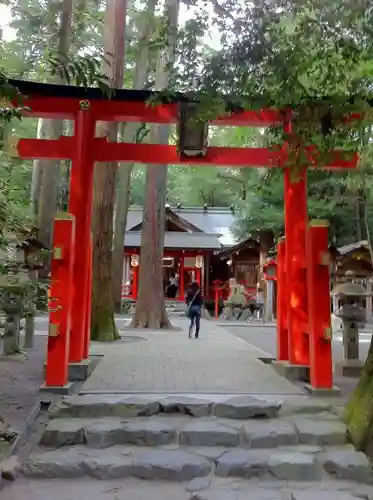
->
[185,281,203,338]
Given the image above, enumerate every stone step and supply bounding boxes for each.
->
[39,414,348,449]
[23,444,373,483]
[6,477,373,500]
[51,394,332,420]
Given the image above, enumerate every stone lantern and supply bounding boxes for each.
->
[333,281,366,377]
[0,274,28,355]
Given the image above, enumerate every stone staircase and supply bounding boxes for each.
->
[22,393,373,496]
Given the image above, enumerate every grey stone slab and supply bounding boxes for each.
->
[185,477,212,493]
[320,449,373,483]
[132,449,212,481]
[121,419,177,446]
[279,398,332,417]
[84,419,128,449]
[68,357,97,382]
[291,492,365,500]
[39,382,75,395]
[304,384,341,397]
[244,419,298,448]
[215,449,269,478]
[81,454,134,479]
[213,396,282,420]
[40,419,88,447]
[189,447,229,461]
[190,490,238,500]
[52,395,160,418]
[23,447,89,478]
[160,396,214,417]
[83,418,177,448]
[267,452,321,481]
[180,421,240,447]
[293,417,347,445]
[280,445,323,454]
[191,488,286,500]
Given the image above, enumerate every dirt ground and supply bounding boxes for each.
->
[0,336,48,458]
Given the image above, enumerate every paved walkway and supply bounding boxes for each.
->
[83,318,302,395]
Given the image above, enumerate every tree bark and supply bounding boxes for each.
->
[345,337,373,454]
[345,187,373,455]
[30,119,45,217]
[112,0,158,311]
[91,0,127,341]
[131,0,180,329]
[36,0,73,254]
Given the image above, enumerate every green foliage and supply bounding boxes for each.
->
[47,51,112,93]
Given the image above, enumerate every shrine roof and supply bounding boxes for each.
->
[124,231,223,250]
[336,240,370,256]
[125,206,236,247]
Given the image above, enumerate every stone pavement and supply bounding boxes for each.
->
[83,318,302,394]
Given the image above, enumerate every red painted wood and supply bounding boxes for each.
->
[132,265,139,299]
[68,109,96,364]
[17,137,74,160]
[195,268,201,287]
[17,137,358,170]
[284,166,310,367]
[306,224,333,389]
[92,142,278,167]
[276,239,288,361]
[17,94,283,125]
[83,233,93,360]
[45,216,75,387]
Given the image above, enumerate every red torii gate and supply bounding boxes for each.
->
[6,80,357,392]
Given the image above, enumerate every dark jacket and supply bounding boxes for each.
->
[186,289,203,307]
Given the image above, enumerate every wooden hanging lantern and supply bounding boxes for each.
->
[195,255,203,268]
[131,254,139,267]
[178,102,208,157]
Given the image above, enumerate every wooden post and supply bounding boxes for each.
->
[179,255,185,299]
[214,285,220,320]
[306,221,333,389]
[68,104,95,364]
[195,267,201,287]
[284,166,310,367]
[24,313,35,348]
[276,238,288,361]
[44,214,75,389]
[132,264,139,299]
[83,233,93,360]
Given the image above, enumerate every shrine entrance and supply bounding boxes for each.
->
[5,79,358,393]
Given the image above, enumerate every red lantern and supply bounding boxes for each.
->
[263,259,277,281]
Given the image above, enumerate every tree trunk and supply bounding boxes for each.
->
[112,0,158,311]
[345,337,373,454]
[131,0,180,329]
[30,119,45,217]
[91,0,127,341]
[345,192,373,455]
[36,0,73,255]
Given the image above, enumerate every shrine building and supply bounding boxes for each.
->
[122,205,263,300]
